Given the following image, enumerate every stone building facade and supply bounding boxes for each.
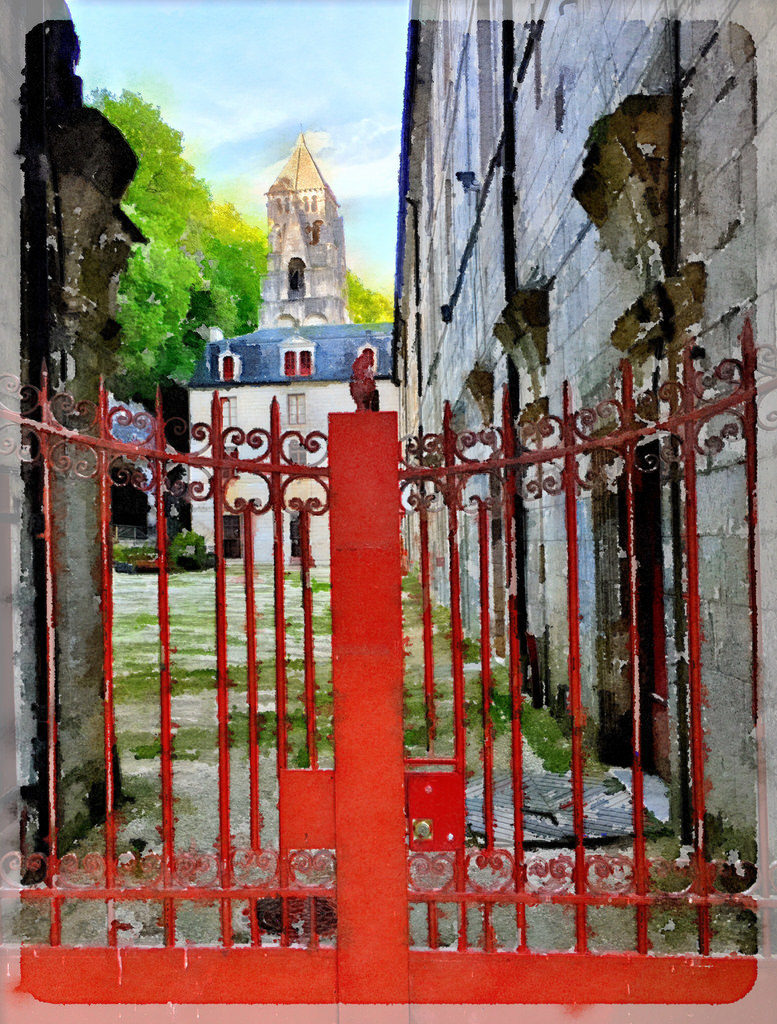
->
[262,134,349,328]
[189,134,397,565]
[396,0,777,857]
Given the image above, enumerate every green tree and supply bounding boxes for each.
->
[92,90,267,403]
[346,270,393,324]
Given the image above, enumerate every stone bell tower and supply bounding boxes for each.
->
[261,133,349,327]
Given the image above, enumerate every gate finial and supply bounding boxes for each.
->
[349,350,379,411]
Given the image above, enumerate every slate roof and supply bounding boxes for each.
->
[268,133,329,194]
[466,770,670,846]
[189,321,394,388]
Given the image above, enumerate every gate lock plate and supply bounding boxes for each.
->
[405,771,465,850]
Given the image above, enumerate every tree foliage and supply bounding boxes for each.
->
[93,91,392,400]
[92,90,267,403]
[346,270,393,324]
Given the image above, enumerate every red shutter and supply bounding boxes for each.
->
[300,350,312,376]
[222,355,234,381]
[284,351,297,377]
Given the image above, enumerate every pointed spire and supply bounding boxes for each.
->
[269,133,330,194]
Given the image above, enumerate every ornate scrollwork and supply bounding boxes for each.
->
[232,846,279,886]
[519,414,563,451]
[173,846,219,887]
[115,850,164,888]
[0,422,40,463]
[49,391,98,434]
[244,427,272,459]
[189,420,213,457]
[466,849,515,892]
[222,425,247,454]
[189,471,214,503]
[0,374,41,415]
[572,399,624,440]
[584,853,635,894]
[400,480,444,514]
[520,462,564,500]
[109,454,155,492]
[402,432,444,469]
[280,474,330,515]
[107,404,156,445]
[223,471,272,516]
[56,851,106,887]
[48,438,99,479]
[455,426,503,463]
[287,849,336,889]
[407,851,455,892]
[280,429,328,468]
[693,409,746,457]
[525,853,575,894]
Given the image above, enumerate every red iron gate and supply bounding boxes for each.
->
[0,320,769,1003]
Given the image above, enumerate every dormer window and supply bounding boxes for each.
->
[218,350,241,382]
[283,347,315,378]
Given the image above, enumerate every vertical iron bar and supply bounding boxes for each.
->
[419,508,437,752]
[442,402,467,951]
[620,362,649,953]
[242,508,261,947]
[502,386,527,950]
[741,317,760,726]
[478,501,495,850]
[680,347,710,955]
[478,499,495,950]
[211,391,233,947]
[300,509,318,770]
[98,381,117,946]
[419,506,439,946]
[39,365,60,946]
[242,509,262,853]
[562,381,587,953]
[270,397,290,945]
[154,387,176,946]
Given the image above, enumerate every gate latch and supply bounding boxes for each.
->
[405,771,465,851]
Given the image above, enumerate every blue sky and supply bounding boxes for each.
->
[66,0,409,292]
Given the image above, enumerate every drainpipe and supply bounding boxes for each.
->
[502,19,517,303]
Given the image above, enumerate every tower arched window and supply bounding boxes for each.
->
[311,196,318,212]
[288,258,306,297]
[311,220,323,245]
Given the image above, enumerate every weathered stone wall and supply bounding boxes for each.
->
[0,0,26,860]
[398,0,777,853]
[17,12,142,852]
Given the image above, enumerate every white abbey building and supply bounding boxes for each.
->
[188,134,397,564]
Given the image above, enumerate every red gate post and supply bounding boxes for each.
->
[328,411,409,1004]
